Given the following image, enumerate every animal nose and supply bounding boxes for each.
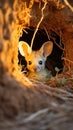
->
[33,66,40,72]
[34,66,37,71]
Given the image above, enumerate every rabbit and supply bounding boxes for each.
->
[18,41,53,81]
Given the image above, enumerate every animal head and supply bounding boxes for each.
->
[18,41,53,72]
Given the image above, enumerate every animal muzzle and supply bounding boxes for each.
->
[33,66,41,72]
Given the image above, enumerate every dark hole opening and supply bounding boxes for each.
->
[18,26,64,76]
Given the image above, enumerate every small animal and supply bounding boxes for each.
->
[18,41,53,80]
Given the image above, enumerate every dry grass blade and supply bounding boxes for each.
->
[16,108,48,124]
[31,2,47,50]
[64,0,73,12]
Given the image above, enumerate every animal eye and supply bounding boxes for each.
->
[28,61,32,65]
[39,60,43,65]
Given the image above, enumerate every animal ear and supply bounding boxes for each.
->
[18,41,31,56]
[39,41,53,57]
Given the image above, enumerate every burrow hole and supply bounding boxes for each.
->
[18,26,64,76]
